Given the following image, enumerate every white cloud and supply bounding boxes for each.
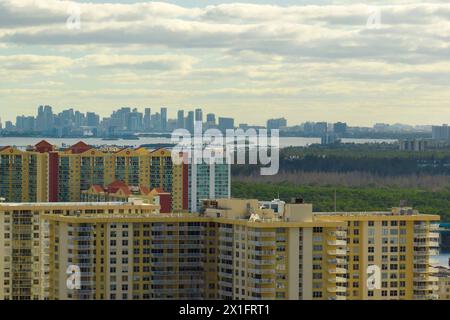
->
[1,1,450,125]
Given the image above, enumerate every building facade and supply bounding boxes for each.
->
[0,201,159,300]
[0,146,48,202]
[0,200,440,300]
[315,208,440,300]
[0,141,231,212]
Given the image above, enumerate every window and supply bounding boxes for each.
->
[313,292,322,298]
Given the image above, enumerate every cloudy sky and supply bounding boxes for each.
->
[1,0,450,126]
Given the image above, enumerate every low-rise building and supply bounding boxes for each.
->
[81,180,172,213]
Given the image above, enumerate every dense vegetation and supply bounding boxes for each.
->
[235,171,450,191]
[232,143,450,176]
[232,181,450,222]
[232,144,450,221]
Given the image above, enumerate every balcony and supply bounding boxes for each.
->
[248,268,276,275]
[414,276,439,282]
[415,232,440,239]
[328,258,347,265]
[428,241,440,248]
[414,249,439,256]
[329,295,346,301]
[327,286,346,293]
[249,287,275,294]
[328,249,347,256]
[248,231,276,238]
[414,224,428,231]
[248,240,275,247]
[414,284,439,291]
[329,231,347,238]
[413,294,439,300]
[218,281,233,288]
[413,257,438,264]
[329,268,347,274]
[248,278,275,285]
[329,277,347,283]
[218,271,233,279]
[248,259,276,266]
[327,240,347,246]
[218,236,233,242]
[429,224,440,231]
[428,267,439,273]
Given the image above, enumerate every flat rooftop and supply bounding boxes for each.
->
[0,202,153,207]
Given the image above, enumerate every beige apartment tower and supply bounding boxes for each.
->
[0,199,440,300]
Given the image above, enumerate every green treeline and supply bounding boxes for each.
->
[231,181,450,222]
[232,144,450,176]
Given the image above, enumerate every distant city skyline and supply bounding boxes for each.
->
[4,104,447,148]
[0,105,443,133]
[1,1,450,126]
[2,103,447,127]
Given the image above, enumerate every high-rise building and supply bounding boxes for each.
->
[15,115,35,132]
[177,110,185,129]
[48,142,187,210]
[188,163,230,212]
[150,112,161,131]
[313,122,328,136]
[127,108,143,132]
[86,112,100,127]
[144,108,151,131]
[206,113,216,129]
[0,144,49,202]
[314,207,441,300]
[74,111,85,128]
[218,117,234,132]
[4,121,14,131]
[0,141,231,213]
[36,105,54,134]
[333,122,347,136]
[195,108,203,123]
[0,199,440,300]
[267,118,287,130]
[0,201,158,300]
[160,107,168,132]
[432,124,450,140]
[186,111,194,133]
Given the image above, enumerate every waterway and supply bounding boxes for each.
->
[0,136,396,149]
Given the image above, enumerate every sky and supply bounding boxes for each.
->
[1,0,450,126]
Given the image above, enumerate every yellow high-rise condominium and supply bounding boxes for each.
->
[315,208,440,300]
[47,142,187,211]
[0,201,159,300]
[0,198,440,300]
[0,141,189,211]
[0,141,231,213]
[0,146,48,202]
